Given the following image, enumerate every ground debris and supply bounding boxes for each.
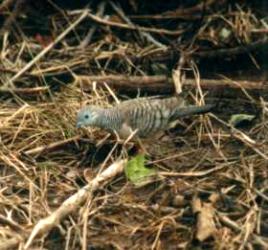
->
[0,1,267,249]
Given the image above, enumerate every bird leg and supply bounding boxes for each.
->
[113,129,124,143]
[136,138,149,155]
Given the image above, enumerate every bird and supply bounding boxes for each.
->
[76,96,214,140]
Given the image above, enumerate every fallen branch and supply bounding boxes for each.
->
[23,159,127,249]
[76,74,268,93]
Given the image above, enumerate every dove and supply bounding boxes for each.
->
[76,96,213,139]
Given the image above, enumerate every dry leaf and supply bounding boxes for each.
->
[192,197,217,242]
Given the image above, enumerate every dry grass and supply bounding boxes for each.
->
[0,1,268,249]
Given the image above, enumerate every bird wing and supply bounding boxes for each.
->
[116,96,186,137]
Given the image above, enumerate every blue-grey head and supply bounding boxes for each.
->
[76,105,104,129]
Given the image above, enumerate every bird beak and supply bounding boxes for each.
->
[76,122,82,129]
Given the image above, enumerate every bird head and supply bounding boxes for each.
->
[76,105,103,128]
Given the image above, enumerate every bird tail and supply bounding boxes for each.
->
[174,104,215,118]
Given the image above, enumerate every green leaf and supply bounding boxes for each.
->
[229,114,255,127]
[125,154,157,186]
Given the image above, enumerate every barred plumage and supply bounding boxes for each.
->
[76,96,214,139]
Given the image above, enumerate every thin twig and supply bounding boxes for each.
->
[24,135,81,155]
[79,2,106,49]
[0,86,49,94]
[110,2,167,48]
[69,10,184,36]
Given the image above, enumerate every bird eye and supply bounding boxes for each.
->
[84,114,89,119]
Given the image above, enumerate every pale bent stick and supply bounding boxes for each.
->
[24,159,127,249]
